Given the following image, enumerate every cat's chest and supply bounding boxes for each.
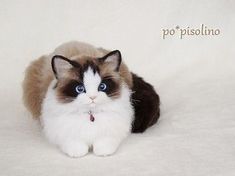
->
[44,111,130,143]
[45,110,128,132]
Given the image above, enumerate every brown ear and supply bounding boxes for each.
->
[99,50,122,71]
[51,55,79,79]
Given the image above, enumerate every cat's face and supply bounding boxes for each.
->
[51,50,122,109]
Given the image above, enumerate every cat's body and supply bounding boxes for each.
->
[23,41,160,157]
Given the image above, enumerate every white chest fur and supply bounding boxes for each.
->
[41,80,134,157]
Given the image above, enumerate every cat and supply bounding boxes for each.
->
[23,41,160,157]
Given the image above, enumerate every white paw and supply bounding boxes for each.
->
[61,141,89,158]
[93,138,120,157]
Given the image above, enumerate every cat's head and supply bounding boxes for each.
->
[51,50,123,108]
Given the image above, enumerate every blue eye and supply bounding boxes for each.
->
[75,84,85,93]
[99,83,107,91]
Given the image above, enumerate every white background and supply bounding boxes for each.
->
[0,0,235,175]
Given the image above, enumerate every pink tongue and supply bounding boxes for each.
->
[90,114,95,122]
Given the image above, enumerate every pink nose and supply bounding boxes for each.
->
[89,96,97,100]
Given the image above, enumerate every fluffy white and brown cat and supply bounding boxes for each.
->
[23,41,160,157]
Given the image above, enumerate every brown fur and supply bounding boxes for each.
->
[22,55,53,118]
[55,55,123,103]
[22,42,133,118]
[69,55,132,88]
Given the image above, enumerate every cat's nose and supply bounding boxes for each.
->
[89,96,97,100]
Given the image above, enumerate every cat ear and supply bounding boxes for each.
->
[51,55,78,79]
[99,50,122,71]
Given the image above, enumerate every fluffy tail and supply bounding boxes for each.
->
[22,55,53,118]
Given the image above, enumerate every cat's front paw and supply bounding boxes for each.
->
[61,141,89,158]
[93,138,120,157]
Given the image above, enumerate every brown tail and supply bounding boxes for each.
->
[22,55,53,118]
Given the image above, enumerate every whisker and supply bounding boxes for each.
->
[108,91,120,97]
[103,75,119,80]
[131,98,141,102]
[130,90,136,94]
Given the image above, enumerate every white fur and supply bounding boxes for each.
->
[41,68,133,157]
